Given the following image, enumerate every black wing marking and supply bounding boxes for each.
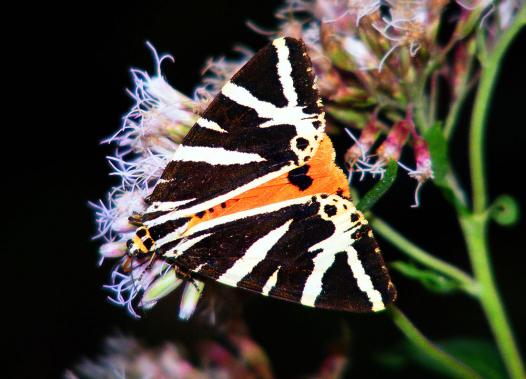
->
[160,194,396,313]
[144,38,325,219]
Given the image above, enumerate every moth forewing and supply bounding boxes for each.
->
[124,37,396,313]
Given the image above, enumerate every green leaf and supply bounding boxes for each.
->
[391,261,461,294]
[357,160,398,212]
[454,7,487,41]
[377,339,505,379]
[476,29,489,64]
[437,339,507,379]
[375,347,409,371]
[424,123,449,187]
[326,106,369,126]
[328,49,357,72]
[424,124,470,215]
[490,195,520,226]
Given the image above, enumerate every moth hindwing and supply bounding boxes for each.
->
[128,37,396,313]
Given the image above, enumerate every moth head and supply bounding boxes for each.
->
[126,226,156,257]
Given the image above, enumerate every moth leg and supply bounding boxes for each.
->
[120,256,134,273]
[128,212,143,227]
[174,264,200,289]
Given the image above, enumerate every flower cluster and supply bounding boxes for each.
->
[91,45,248,318]
[93,0,522,317]
[65,331,348,379]
[65,334,273,379]
[261,0,518,205]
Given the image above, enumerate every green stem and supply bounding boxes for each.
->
[389,306,482,379]
[371,217,478,296]
[466,9,526,378]
[445,170,469,209]
[444,76,475,140]
[413,36,460,132]
[460,215,525,379]
[444,93,466,140]
[428,72,439,127]
[470,7,526,214]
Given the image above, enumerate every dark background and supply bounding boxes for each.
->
[10,1,525,378]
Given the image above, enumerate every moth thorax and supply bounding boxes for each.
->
[126,226,156,257]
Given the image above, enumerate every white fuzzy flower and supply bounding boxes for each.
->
[93,42,209,319]
[315,0,380,27]
[194,49,251,107]
[498,0,518,29]
[107,149,171,193]
[342,36,379,69]
[108,43,197,156]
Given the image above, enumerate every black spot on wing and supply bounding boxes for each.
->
[312,120,323,130]
[287,165,313,191]
[324,204,337,217]
[295,137,309,150]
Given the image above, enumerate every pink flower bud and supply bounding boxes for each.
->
[412,133,434,183]
[404,125,434,207]
[345,116,380,164]
[111,216,135,233]
[99,241,128,258]
[376,118,411,162]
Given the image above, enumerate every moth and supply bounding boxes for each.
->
[127,37,396,313]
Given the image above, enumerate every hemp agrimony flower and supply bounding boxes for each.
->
[92,44,246,318]
[67,330,349,379]
[93,0,524,323]
[88,1,526,378]
[255,0,518,205]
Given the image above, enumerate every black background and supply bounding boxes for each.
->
[9,1,525,378]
